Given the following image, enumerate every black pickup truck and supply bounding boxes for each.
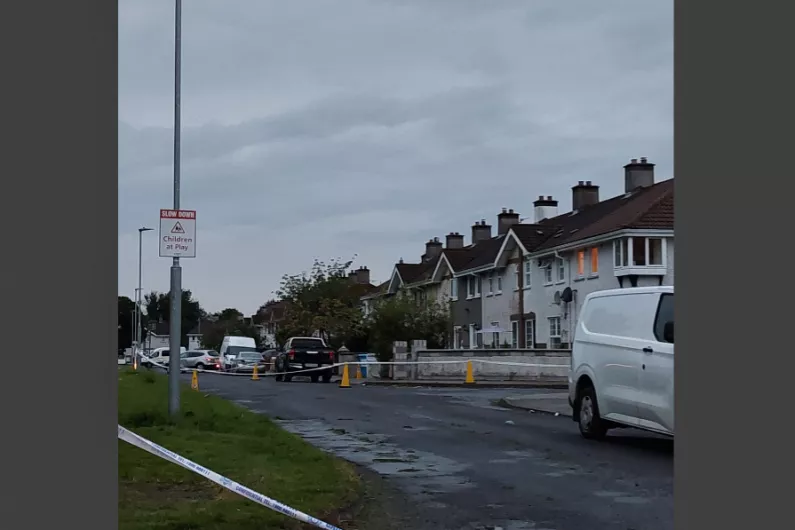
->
[274,337,335,383]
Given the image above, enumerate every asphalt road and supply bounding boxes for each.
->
[184,372,673,530]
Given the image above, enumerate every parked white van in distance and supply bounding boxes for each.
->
[219,336,258,369]
[569,286,674,439]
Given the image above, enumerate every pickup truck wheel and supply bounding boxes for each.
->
[310,374,319,383]
[577,385,608,440]
[322,373,332,383]
[284,374,293,382]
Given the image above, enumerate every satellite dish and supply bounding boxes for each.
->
[561,287,573,303]
[553,291,561,305]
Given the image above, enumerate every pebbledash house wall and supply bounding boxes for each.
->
[523,236,675,348]
[450,272,483,348]
[480,261,518,347]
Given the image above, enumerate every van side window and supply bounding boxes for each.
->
[653,294,674,343]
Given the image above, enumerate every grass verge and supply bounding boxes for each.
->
[118,368,360,529]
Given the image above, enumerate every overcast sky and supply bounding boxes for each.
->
[118,0,672,315]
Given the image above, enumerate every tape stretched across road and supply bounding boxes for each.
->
[141,357,569,377]
[118,425,344,530]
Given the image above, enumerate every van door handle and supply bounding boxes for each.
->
[643,347,654,353]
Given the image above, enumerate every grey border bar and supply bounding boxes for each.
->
[1,0,118,528]
[676,0,793,529]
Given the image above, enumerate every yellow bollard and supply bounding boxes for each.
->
[339,364,351,388]
[252,364,260,381]
[465,360,475,384]
[355,363,362,379]
[191,370,199,391]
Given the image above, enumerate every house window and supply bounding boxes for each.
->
[557,258,565,282]
[511,321,519,348]
[496,272,503,293]
[450,277,458,301]
[543,263,553,284]
[577,250,586,276]
[549,316,561,338]
[467,275,481,298]
[524,261,532,287]
[525,320,534,348]
[648,238,664,265]
[615,237,666,268]
[488,273,494,295]
[590,247,599,274]
[654,293,674,343]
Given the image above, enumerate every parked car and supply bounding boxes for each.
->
[569,286,674,440]
[220,336,258,370]
[230,351,268,374]
[259,349,279,371]
[274,337,335,383]
[180,349,221,371]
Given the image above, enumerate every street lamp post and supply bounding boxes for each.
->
[137,227,154,368]
[168,0,183,418]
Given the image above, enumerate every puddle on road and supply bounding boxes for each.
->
[276,418,474,499]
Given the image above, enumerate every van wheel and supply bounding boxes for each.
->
[577,385,608,440]
[284,374,293,383]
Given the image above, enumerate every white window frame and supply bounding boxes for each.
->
[474,275,481,297]
[511,321,519,349]
[613,237,667,269]
[490,320,500,348]
[524,260,533,288]
[556,258,566,283]
[543,262,553,285]
[487,272,494,295]
[496,272,503,294]
[548,316,561,338]
[450,277,458,301]
[525,319,534,348]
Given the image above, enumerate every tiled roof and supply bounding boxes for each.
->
[396,262,432,285]
[532,178,673,251]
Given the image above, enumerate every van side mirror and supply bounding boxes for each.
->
[663,321,674,343]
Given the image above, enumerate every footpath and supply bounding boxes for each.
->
[361,379,568,389]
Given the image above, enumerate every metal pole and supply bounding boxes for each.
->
[137,231,143,367]
[168,0,183,418]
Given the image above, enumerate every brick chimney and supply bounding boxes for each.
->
[354,266,370,285]
[424,237,443,262]
[572,181,600,210]
[347,270,357,282]
[445,232,464,249]
[497,208,520,235]
[471,219,492,244]
[533,196,558,222]
[624,157,655,192]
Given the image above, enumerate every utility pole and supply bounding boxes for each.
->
[168,0,183,418]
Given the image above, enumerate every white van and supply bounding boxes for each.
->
[568,286,674,439]
[141,346,187,369]
[219,336,258,369]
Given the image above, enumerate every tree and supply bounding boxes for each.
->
[201,308,260,351]
[365,293,451,366]
[275,257,364,347]
[118,296,135,351]
[143,289,204,348]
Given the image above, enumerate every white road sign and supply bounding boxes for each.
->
[159,209,196,258]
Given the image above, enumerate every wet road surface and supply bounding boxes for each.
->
[185,373,673,530]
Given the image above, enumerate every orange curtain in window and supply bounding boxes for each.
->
[577,250,585,275]
[591,247,599,273]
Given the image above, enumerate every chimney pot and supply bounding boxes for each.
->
[538,195,544,200]
[471,220,492,244]
[572,180,600,210]
[640,157,647,163]
[624,157,655,192]
[578,180,584,186]
[546,196,552,200]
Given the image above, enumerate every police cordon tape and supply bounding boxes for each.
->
[118,425,344,530]
[141,357,570,377]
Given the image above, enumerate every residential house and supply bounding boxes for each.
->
[255,300,287,348]
[494,157,674,349]
[145,320,205,351]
